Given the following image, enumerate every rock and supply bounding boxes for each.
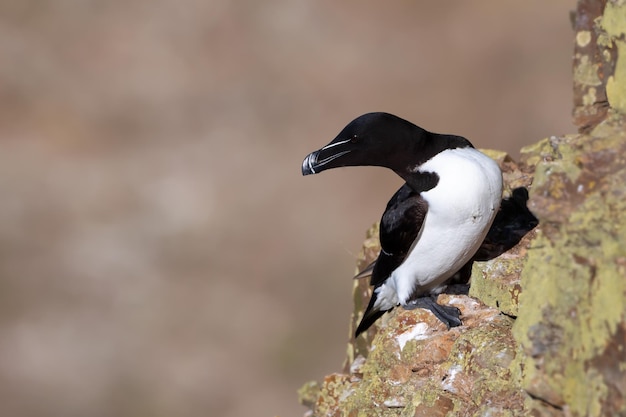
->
[512,119,626,417]
[306,294,523,416]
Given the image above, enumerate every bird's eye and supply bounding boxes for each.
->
[350,135,359,143]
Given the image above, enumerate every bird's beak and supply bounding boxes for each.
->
[301,150,319,176]
[301,145,352,176]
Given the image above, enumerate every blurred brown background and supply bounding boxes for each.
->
[1,1,574,416]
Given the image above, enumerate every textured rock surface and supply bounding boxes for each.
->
[302,301,522,417]
[572,0,612,132]
[512,120,626,417]
[300,2,626,416]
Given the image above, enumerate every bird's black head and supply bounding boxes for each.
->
[301,112,471,176]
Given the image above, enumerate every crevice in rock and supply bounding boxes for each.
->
[526,391,565,411]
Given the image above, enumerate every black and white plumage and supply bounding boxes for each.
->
[302,112,503,337]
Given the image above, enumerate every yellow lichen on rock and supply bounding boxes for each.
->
[512,123,626,417]
[602,2,626,113]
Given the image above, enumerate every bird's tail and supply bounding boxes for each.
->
[355,289,391,337]
[353,260,375,279]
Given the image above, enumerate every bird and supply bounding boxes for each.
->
[301,112,503,337]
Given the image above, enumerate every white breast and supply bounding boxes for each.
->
[374,147,502,310]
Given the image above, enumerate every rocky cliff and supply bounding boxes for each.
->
[299,1,626,416]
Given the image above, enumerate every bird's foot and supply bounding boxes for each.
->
[403,296,462,329]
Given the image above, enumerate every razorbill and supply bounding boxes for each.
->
[301,112,503,337]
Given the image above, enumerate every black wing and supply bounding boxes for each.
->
[355,183,428,337]
[371,183,428,286]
